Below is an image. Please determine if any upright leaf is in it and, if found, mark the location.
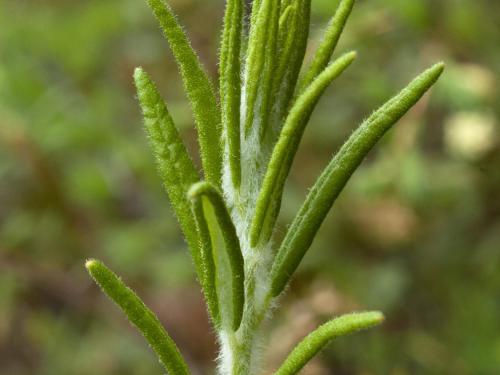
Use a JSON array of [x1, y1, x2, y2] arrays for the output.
[[267, 2, 297, 139], [250, 52, 357, 246], [275, 312, 384, 375], [242, 0, 280, 139], [271, 63, 445, 296], [249, 0, 263, 29], [145, 0, 222, 186], [299, 0, 355, 93], [220, 0, 244, 188], [189, 188, 220, 327], [188, 182, 245, 331], [269, 0, 311, 138], [134, 67, 200, 261], [86, 259, 191, 375]]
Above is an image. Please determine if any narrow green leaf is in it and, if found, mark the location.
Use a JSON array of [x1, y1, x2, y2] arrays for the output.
[[220, 0, 244, 188], [250, 52, 357, 247], [250, 0, 263, 28], [188, 182, 245, 331], [269, 0, 311, 132], [134, 67, 200, 260], [279, 3, 294, 27], [271, 63, 445, 296], [276, 0, 311, 104], [145, 0, 222, 186], [86, 259, 191, 375], [243, 0, 280, 139], [189, 190, 220, 327], [299, 0, 355, 93], [275, 312, 384, 375], [270, 3, 297, 118]]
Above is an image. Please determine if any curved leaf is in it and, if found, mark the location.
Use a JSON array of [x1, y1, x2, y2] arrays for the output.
[[134, 67, 200, 259], [86, 259, 191, 375], [188, 182, 245, 330], [299, 0, 355, 93], [275, 312, 384, 375], [145, 0, 222, 186], [189, 188, 220, 327], [271, 63, 445, 296], [250, 52, 357, 247]]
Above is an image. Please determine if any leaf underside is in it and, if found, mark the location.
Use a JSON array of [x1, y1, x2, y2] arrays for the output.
[[189, 182, 245, 331]]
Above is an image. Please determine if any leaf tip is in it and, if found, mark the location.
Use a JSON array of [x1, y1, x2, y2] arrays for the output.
[[85, 258, 99, 271], [425, 61, 446, 83], [134, 66, 144, 79], [370, 311, 385, 325], [187, 181, 210, 201], [347, 50, 358, 60], [133, 66, 149, 87], [434, 61, 446, 72], [249, 231, 259, 248]]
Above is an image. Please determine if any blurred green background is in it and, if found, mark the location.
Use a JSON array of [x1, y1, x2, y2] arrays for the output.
[[1, 0, 499, 374]]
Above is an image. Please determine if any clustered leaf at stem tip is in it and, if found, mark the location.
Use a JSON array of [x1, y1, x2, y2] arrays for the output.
[[220, 0, 243, 188], [298, 0, 355, 92], [85, 0, 445, 373], [244, 0, 280, 140], [250, 51, 358, 247]]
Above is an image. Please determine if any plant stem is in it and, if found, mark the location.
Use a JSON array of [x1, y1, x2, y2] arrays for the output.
[[218, 247, 274, 375]]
